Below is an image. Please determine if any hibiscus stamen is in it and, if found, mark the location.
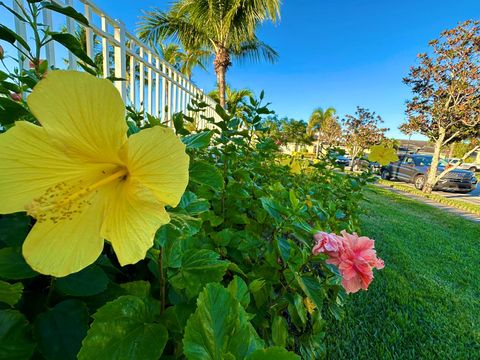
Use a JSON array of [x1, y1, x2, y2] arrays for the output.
[[26, 167, 128, 223]]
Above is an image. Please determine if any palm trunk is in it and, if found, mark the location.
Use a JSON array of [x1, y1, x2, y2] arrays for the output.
[[423, 130, 445, 194], [213, 46, 231, 109], [216, 66, 227, 108], [315, 131, 320, 158]]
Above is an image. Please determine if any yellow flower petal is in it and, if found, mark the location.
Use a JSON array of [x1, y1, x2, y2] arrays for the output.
[[0, 122, 87, 213], [123, 126, 189, 207], [368, 144, 399, 166], [22, 192, 104, 277], [101, 178, 170, 266], [27, 71, 127, 162]]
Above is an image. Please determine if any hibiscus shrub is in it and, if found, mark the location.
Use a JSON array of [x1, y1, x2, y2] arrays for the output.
[[0, 3, 383, 359], [0, 91, 381, 359]]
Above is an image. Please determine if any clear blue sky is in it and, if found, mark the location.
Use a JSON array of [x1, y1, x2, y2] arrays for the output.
[[5, 1, 480, 139]]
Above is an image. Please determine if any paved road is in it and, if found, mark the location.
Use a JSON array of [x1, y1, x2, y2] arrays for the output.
[[439, 184, 480, 205]]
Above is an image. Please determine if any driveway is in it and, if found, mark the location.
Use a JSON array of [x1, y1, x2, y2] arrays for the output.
[[438, 184, 480, 205], [383, 178, 480, 205]]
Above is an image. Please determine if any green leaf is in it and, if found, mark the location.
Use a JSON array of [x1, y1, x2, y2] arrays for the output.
[[227, 276, 250, 309], [78, 296, 167, 360], [295, 274, 325, 311], [0, 98, 30, 125], [0, 247, 37, 280], [211, 228, 236, 247], [173, 112, 190, 135], [126, 119, 140, 136], [246, 347, 300, 360], [260, 197, 284, 222], [49, 32, 96, 68], [289, 189, 299, 208], [55, 265, 108, 296], [162, 303, 195, 335], [119, 281, 151, 298], [189, 160, 224, 190], [0, 24, 30, 51], [0, 71, 8, 82], [0, 280, 23, 307], [43, 2, 89, 26], [34, 300, 89, 360], [271, 316, 288, 347], [169, 249, 228, 299], [0, 213, 30, 247], [183, 283, 263, 360], [182, 131, 214, 149], [0, 310, 35, 360], [179, 192, 210, 215]]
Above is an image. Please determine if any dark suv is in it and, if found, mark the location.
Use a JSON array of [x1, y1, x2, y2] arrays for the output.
[[381, 154, 477, 193]]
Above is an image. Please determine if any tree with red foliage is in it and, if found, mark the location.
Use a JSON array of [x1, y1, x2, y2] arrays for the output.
[[402, 20, 480, 193]]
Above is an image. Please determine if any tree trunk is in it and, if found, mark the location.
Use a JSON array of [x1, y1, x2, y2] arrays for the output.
[[213, 46, 231, 108], [315, 131, 321, 158], [423, 129, 445, 194]]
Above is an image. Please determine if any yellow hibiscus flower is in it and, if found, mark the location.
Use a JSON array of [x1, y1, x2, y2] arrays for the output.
[[0, 71, 189, 277], [368, 144, 399, 166]]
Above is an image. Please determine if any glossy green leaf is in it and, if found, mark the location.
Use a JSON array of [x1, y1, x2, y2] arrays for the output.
[[55, 265, 108, 296], [271, 316, 288, 347], [34, 300, 89, 360], [183, 283, 263, 360], [295, 274, 324, 311], [0, 213, 30, 247], [0, 310, 35, 360], [0, 24, 30, 51], [227, 276, 250, 309], [182, 131, 214, 149], [78, 296, 167, 360], [0, 280, 23, 307], [49, 33, 96, 68], [179, 192, 210, 215], [189, 160, 224, 190], [169, 249, 228, 299], [0, 98, 30, 125], [246, 347, 300, 359], [0, 247, 37, 280], [43, 2, 89, 26], [260, 197, 284, 221]]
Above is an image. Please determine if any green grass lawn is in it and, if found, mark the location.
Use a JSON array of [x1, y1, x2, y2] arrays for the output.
[[326, 187, 480, 360]]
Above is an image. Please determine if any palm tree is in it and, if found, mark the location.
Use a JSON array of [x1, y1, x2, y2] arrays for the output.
[[209, 85, 253, 115], [138, 0, 280, 108], [307, 107, 337, 157], [156, 43, 210, 80]]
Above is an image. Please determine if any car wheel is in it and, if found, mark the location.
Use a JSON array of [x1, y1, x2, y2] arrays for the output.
[[414, 175, 426, 190], [381, 169, 391, 180], [469, 166, 477, 172]]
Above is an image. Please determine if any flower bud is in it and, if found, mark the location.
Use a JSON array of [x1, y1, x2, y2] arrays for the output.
[[10, 93, 22, 102], [29, 59, 45, 69], [0, 45, 4, 60]]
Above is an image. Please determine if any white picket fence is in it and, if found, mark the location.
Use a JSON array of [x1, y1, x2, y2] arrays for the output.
[[10, 0, 219, 128]]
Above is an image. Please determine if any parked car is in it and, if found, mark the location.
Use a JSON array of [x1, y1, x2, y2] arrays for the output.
[[446, 158, 479, 173], [381, 154, 477, 193], [351, 158, 381, 173], [335, 155, 351, 167]]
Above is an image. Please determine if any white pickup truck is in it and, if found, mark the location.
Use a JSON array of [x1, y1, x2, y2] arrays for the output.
[[448, 158, 479, 172]]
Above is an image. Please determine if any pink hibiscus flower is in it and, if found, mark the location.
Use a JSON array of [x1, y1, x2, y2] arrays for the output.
[[313, 230, 384, 294], [312, 231, 343, 255]]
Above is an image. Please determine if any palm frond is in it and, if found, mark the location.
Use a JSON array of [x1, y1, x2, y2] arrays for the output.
[[231, 36, 278, 64]]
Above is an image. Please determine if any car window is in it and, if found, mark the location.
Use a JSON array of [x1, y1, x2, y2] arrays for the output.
[[413, 156, 432, 166], [402, 157, 414, 165]]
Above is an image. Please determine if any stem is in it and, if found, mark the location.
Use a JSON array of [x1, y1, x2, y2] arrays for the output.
[[158, 247, 166, 314], [45, 277, 54, 307]]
